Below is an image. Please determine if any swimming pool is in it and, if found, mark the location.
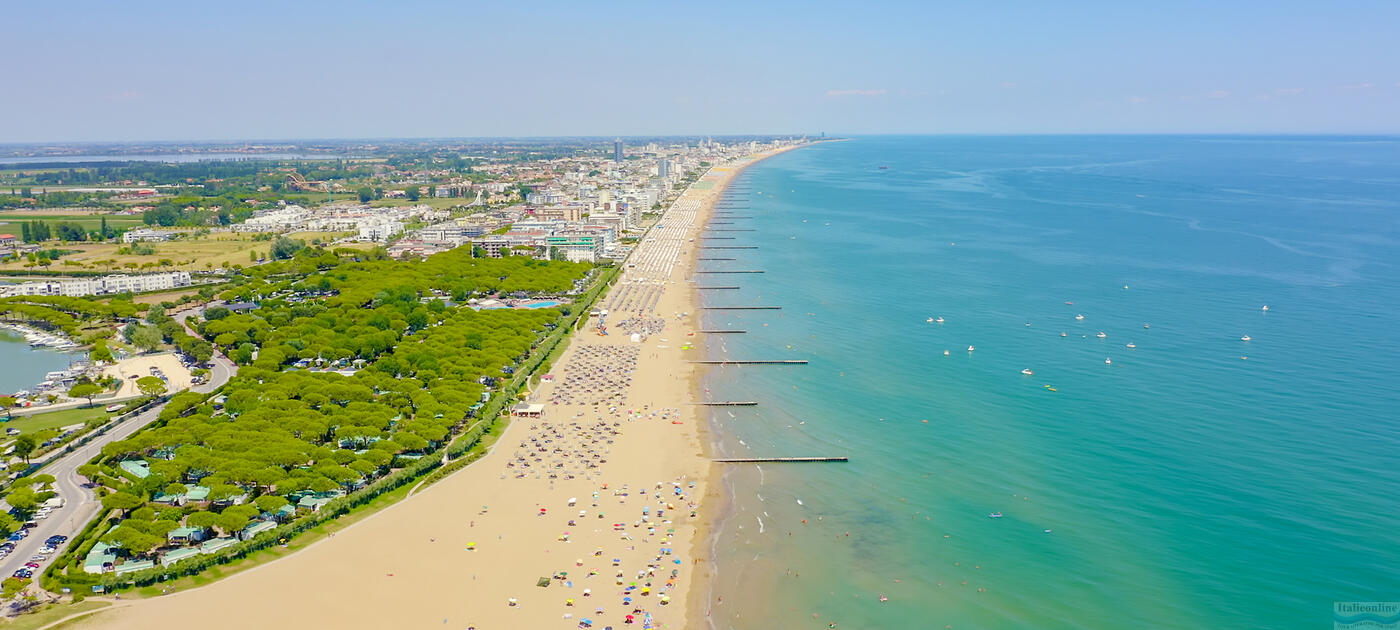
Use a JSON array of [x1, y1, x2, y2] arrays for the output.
[[520, 301, 560, 309]]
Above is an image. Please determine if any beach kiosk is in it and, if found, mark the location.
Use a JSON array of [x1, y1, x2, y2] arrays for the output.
[[511, 403, 545, 419]]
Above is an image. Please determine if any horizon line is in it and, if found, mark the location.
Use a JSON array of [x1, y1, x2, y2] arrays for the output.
[[3, 131, 1400, 147]]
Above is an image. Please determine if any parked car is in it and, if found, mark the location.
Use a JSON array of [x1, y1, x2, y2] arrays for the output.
[[29, 555, 45, 562], [23, 562, 39, 569], [12, 569, 32, 579], [38, 546, 55, 554]]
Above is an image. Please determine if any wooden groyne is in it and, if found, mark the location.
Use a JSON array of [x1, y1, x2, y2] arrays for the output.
[[713, 216, 753, 219], [697, 329, 746, 333], [697, 257, 736, 260], [713, 457, 848, 463], [700, 236, 736, 240], [705, 229, 755, 232], [688, 360, 808, 364], [694, 270, 763, 273], [691, 401, 758, 406], [699, 246, 758, 250], [703, 306, 781, 310]]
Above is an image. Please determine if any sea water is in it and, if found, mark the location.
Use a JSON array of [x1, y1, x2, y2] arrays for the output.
[[700, 136, 1400, 629]]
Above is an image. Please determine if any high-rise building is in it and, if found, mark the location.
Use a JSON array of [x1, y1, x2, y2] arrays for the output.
[[613, 139, 623, 162], [658, 159, 671, 178]]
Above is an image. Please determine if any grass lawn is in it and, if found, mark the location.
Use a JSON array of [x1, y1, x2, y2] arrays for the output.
[[4, 405, 113, 435]]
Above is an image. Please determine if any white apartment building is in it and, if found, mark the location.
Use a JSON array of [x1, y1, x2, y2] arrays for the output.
[[1, 271, 192, 298]]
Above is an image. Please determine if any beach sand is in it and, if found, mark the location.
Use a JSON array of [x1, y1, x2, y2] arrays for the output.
[[103, 353, 192, 399], [69, 147, 798, 630]]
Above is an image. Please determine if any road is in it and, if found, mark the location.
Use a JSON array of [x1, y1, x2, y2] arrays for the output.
[[0, 308, 236, 586]]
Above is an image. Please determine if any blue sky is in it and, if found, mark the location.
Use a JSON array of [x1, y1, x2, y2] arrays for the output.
[[4, 0, 1397, 141]]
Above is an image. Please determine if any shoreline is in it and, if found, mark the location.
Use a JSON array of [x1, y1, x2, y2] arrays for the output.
[[678, 144, 810, 630]]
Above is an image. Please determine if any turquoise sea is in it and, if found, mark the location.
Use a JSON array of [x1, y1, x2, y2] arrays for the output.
[[699, 136, 1400, 629]]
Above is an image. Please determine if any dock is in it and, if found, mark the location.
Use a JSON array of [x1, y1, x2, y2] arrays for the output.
[[690, 401, 758, 406], [712, 457, 848, 463], [688, 360, 808, 364], [702, 306, 781, 310]]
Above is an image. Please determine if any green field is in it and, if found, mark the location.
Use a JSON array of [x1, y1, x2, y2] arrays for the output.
[[0, 213, 145, 232], [3, 405, 113, 437]]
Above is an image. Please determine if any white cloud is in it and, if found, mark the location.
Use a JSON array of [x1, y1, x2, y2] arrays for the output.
[[825, 89, 887, 97], [1127, 96, 1149, 104], [1341, 82, 1375, 90], [1205, 89, 1231, 99], [1273, 87, 1305, 96]]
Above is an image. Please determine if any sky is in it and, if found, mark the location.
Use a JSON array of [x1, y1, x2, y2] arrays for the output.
[[4, 0, 1398, 142]]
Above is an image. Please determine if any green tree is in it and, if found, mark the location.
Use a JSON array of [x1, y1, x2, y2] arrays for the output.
[[129, 325, 163, 352], [91, 339, 114, 363], [100, 491, 144, 516], [68, 382, 104, 407], [0, 396, 15, 420], [357, 186, 373, 203], [136, 376, 167, 398], [270, 236, 305, 260], [12, 435, 36, 463], [405, 186, 420, 202]]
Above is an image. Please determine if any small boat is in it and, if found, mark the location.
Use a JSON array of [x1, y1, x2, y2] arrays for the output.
[[1241, 335, 1252, 342], [943, 350, 950, 356], [878, 165, 889, 170], [1021, 369, 1034, 376], [926, 317, 934, 323], [1060, 331, 1068, 337], [879, 594, 889, 602], [1261, 305, 1269, 312], [1126, 342, 1136, 349], [1065, 301, 1073, 305], [967, 345, 975, 352], [936, 317, 944, 324], [1105, 358, 1112, 365], [988, 512, 1003, 519], [1097, 331, 1107, 338], [1075, 314, 1085, 321], [1043, 385, 1057, 392], [1143, 323, 1151, 329], [105, 403, 124, 412]]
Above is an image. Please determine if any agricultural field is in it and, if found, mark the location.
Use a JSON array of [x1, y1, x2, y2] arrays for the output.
[[0, 212, 145, 232], [0, 230, 353, 272]]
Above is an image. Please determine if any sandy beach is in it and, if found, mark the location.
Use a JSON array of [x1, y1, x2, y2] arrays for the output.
[[67, 147, 799, 630]]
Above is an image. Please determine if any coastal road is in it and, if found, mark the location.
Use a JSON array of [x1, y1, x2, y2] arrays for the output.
[[0, 309, 237, 589]]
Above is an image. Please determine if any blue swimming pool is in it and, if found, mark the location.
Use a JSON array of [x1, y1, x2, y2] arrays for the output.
[[520, 301, 560, 309]]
